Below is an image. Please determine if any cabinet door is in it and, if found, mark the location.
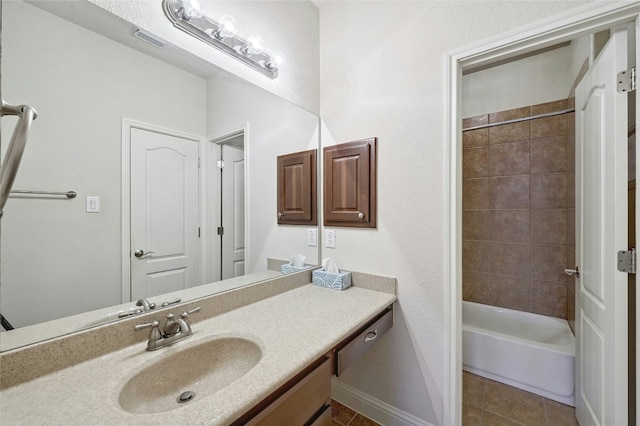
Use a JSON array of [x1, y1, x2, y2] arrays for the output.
[[246, 357, 332, 425], [323, 138, 376, 228], [277, 149, 317, 225]]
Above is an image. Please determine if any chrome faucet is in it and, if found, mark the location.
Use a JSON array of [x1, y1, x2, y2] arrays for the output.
[[136, 298, 156, 311], [134, 307, 201, 351]]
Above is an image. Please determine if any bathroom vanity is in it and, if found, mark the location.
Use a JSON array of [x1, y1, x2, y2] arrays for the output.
[[0, 270, 396, 425]]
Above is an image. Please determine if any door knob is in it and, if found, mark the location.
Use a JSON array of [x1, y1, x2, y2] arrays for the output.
[[134, 249, 154, 258]]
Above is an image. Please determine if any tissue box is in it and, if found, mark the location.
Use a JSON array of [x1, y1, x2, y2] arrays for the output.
[[312, 269, 352, 290], [280, 264, 309, 275]]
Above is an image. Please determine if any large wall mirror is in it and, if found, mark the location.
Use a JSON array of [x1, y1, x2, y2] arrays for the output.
[[0, 0, 320, 350]]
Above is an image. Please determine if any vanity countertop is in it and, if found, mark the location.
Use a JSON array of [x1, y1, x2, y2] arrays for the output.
[[0, 283, 396, 425]]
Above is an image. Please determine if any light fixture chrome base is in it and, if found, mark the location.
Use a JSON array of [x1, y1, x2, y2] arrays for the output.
[[163, 0, 278, 79]]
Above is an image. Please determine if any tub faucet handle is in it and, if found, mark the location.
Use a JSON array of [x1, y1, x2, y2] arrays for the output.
[[564, 267, 580, 278]]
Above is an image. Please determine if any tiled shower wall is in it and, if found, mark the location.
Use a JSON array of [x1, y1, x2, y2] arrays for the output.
[[462, 99, 571, 319]]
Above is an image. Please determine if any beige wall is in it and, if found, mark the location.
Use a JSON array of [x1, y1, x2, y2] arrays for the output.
[[318, 2, 590, 424]]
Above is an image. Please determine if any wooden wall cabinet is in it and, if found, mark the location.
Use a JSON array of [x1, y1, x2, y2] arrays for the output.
[[323, 138, 376, 228], [277, 149, 317, 225]]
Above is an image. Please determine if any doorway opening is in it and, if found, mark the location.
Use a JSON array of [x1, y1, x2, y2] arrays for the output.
[[211, 131, 246, 281], [445, 4, 640, 425]]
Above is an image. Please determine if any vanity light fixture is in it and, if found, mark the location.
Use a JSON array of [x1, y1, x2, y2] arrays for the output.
[[162, 0, 282, 79]]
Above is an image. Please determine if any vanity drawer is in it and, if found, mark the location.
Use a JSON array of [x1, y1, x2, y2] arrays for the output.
[[246, 356, 332, 425], [335, 306, 393, 376]]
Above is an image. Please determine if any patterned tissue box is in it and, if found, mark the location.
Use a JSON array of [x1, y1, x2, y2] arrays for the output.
[[280, 264, 309, 275], [312, 269, 352, 290]]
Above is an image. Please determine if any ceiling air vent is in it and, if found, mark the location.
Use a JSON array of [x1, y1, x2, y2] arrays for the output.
[[131, 28, 166, 49]]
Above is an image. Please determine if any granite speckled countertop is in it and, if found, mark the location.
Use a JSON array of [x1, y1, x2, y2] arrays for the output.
[[0, 283, 396, 425]]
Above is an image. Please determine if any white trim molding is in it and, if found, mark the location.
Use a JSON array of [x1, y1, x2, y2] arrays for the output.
[[331, 380, 436, 426], [443, 2, 640, 425]]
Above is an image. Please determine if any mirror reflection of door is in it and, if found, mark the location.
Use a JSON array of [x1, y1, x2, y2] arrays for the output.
[[217, 134, 246, 280], [130, 126, 200, 300]]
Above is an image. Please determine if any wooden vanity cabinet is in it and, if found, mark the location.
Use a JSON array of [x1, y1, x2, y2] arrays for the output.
[[239, 355, 333, 426], [238, 305, 393, 426]]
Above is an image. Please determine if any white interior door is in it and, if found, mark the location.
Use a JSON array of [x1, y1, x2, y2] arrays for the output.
[[575, 26, 629, 426], [220, 143, 245, 280], [130, 127, 200, 300]]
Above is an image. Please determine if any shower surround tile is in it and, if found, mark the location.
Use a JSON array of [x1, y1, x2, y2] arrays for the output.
[[462, 98, 572, 320], [531, 244, 567, 283], [490, 274, 530, 311], [489, 141, 530, 176], [463, 146, 489, 178], [463, 271, 491, 305], [463, 210, 492, 241], [463, 114, 489, 148], [489, 106, 531, 144], [531, 280, 567, 318], [491, 210, 530, 243], [490, 243, 530, 278], [463, 178, 490, 209], [531, 135, 567, 173], [463, 241, 492, 273], [531, 209, 566, 245], [490, 175, 530, 209], [532, 99, 568, 115], [489, 121, 530, 145], [531, 114, 568, 139], [531, 173, 566, 208]]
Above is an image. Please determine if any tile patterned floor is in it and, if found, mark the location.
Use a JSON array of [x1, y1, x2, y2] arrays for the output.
[[463, 371, 579, 426], [331, 399, 381, 426]]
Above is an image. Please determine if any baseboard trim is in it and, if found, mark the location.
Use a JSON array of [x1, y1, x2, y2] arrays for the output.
[[331, 380, 435, 426]]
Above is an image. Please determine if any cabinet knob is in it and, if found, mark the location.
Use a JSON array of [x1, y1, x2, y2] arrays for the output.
[[358, 212, 364, 219]]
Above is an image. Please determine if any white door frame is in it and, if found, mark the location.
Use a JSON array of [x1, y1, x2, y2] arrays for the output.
[[204, 124, 250, 282], [444, 2, 640, 425], [121, 118, 204, 303]]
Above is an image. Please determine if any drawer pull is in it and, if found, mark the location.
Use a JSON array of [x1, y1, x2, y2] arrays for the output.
[[364, 330, 378, 343]]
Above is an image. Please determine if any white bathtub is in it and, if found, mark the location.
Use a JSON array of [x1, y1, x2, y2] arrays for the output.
[[462, 301, 575, 406]]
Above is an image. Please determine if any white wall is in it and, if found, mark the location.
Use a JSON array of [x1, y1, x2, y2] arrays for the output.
[[1, 0, 207, 327], [87, 0, 320, 115], [462, 46, 572, 118], [206, 72, 319, 272], [318, 1, 589, 424]]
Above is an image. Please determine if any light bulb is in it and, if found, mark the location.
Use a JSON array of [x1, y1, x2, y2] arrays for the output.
[[266, 52, 285, 70], [214, 15, 237, 40], [180, 0, 205, 19], [243, 35, 264, 56]]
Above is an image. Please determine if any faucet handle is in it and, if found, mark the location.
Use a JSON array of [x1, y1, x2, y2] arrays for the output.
[[181, 306, 201, 320], [134, 320, 163, 350], [134, 320, 160, 332], [118, 308, 143, 319], [160, 298, 181, 307]]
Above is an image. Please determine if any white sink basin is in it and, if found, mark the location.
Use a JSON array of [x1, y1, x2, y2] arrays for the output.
[[118, 335, 263, 414]]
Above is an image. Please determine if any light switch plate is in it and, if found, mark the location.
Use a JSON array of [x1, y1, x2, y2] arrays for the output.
[[325, 229, 336, 248], [86, 196, 100, 213], [307, 228, 317, 246]]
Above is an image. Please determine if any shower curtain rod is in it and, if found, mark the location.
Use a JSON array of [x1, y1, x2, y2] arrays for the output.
[[462, 108, 575, 132]]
